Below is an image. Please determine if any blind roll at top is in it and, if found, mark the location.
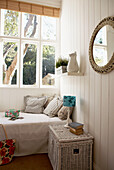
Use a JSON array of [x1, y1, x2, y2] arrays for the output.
[[0, 0, 60, 17]]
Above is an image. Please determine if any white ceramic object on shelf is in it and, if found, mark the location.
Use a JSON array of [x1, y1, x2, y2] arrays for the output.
[[56, 66, 67, 75], [67, 51, 79, 73]]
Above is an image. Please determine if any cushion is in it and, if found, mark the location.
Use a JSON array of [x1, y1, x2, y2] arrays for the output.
[[42, 94, 58, 108], [24, 95, 42, 106], [43, 96, 55, 108], [24, 96, 47, 114], [58, 106, 74, 120], [43, 97, 63, 117]]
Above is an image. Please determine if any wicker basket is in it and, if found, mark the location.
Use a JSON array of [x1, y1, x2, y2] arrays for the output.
[[48, 125, 93, 170]]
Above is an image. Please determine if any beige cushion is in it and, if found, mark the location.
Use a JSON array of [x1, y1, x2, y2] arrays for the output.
[[24, 96, 47, 114], [24, 95, 42, 106], [43, 96, 55, 108], [42, 94, 58, 108], [43, 97, 63, 117], [58, 106, 74, 120]]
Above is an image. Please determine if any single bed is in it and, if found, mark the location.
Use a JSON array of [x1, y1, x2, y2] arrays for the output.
[[0, 112, 67, 156]]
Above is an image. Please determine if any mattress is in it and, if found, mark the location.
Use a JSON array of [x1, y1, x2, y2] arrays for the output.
[[0, 112, 66, 156]]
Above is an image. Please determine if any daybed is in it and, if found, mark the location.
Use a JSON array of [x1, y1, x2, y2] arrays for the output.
[[0, 112, 67, 156]]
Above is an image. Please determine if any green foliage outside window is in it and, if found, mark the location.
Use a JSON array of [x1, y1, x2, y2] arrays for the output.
[[42, 45, 55, 79], [23, 44, 36, 85], [4, 10, 19, 36]]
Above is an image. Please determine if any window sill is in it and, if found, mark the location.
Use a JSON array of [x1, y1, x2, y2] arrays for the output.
[[0, 85, 57, 89]]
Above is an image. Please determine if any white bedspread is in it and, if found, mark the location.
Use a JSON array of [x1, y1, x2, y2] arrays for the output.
[[0, 112, 66, 156]]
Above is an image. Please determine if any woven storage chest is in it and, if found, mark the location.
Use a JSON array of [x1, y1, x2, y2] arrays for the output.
[[48, 125, 93, 170]]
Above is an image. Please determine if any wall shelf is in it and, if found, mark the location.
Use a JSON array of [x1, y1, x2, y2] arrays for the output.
[[62, 72, 84, 76], [56, 72, 84, 77]]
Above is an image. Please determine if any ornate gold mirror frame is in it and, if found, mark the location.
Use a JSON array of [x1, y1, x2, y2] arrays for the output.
[[89, 16, 114, 73]]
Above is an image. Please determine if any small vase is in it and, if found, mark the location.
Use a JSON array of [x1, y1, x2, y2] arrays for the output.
[[67, 52, 79, 73], [56, 66, 67, 75]]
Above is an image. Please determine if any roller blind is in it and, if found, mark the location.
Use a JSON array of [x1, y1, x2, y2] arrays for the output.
[[0, 0, 60, 17]]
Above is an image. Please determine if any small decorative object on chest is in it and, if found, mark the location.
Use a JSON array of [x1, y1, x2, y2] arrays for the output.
[[48, 125, 94, 170]]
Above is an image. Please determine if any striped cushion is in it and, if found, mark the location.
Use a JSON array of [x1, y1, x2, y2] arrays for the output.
[[43, 97, 63, 117]]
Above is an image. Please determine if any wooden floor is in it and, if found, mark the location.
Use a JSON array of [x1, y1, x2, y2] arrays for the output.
[[0, 154, 53, 170]]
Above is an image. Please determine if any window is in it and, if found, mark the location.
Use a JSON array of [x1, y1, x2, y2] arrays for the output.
[[42, 44, 55, 86], [0, 9, 59, 87]]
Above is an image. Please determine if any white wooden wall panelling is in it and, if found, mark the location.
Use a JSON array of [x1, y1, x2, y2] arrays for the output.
[[0, 88, 59, 111], [94, 0, 102, 169], [70, 0, 73, 51], [73, 0, 77, 52], [76, 0, 81, 122], [60, 0, 114, 169], [68, 0, 71, 53], [108, 72, 114, 170], [80, 0, 85, 124], [76, 77, 80, 122], [88, 0, 95, 136], [84, 0, 89, 133], [72, 77, 78, 121], [100, 0, 109, 169], [1, 89, 10, 111], [108, 1, 114, 169]]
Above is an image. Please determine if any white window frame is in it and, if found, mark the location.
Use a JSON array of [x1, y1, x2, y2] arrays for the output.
[[40, 42, 56, 88], [0, 38, 20, 88], [1, 9, 21, 38], [20, 40, 39, 88], [0, 9, 60, 88], [21, 12, 40, 40]]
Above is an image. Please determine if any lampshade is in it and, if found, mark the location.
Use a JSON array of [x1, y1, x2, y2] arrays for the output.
[[63, 96, 76, 107]]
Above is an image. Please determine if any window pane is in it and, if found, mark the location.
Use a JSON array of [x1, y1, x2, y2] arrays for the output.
[[2, 9, 19, 36], [22, 13, 39, 38], [93, 46, 107, 66], [23, 43, 37, 85], [42, 45, 55, 86], [3, 41, 18, 85], [42, 16, 56, 40]]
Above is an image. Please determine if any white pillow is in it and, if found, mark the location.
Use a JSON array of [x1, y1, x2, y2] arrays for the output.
[[24, 96, 47, 114], [43, 97, 63, 117]]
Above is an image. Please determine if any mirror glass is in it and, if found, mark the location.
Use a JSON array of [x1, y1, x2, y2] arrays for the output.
[[93, 25, 114, 67]]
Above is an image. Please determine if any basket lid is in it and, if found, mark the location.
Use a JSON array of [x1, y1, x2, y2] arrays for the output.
[[49, 125, 93, 143]]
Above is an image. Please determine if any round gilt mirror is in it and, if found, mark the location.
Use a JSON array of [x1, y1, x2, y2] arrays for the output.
[[89, 16, 114, 73]]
